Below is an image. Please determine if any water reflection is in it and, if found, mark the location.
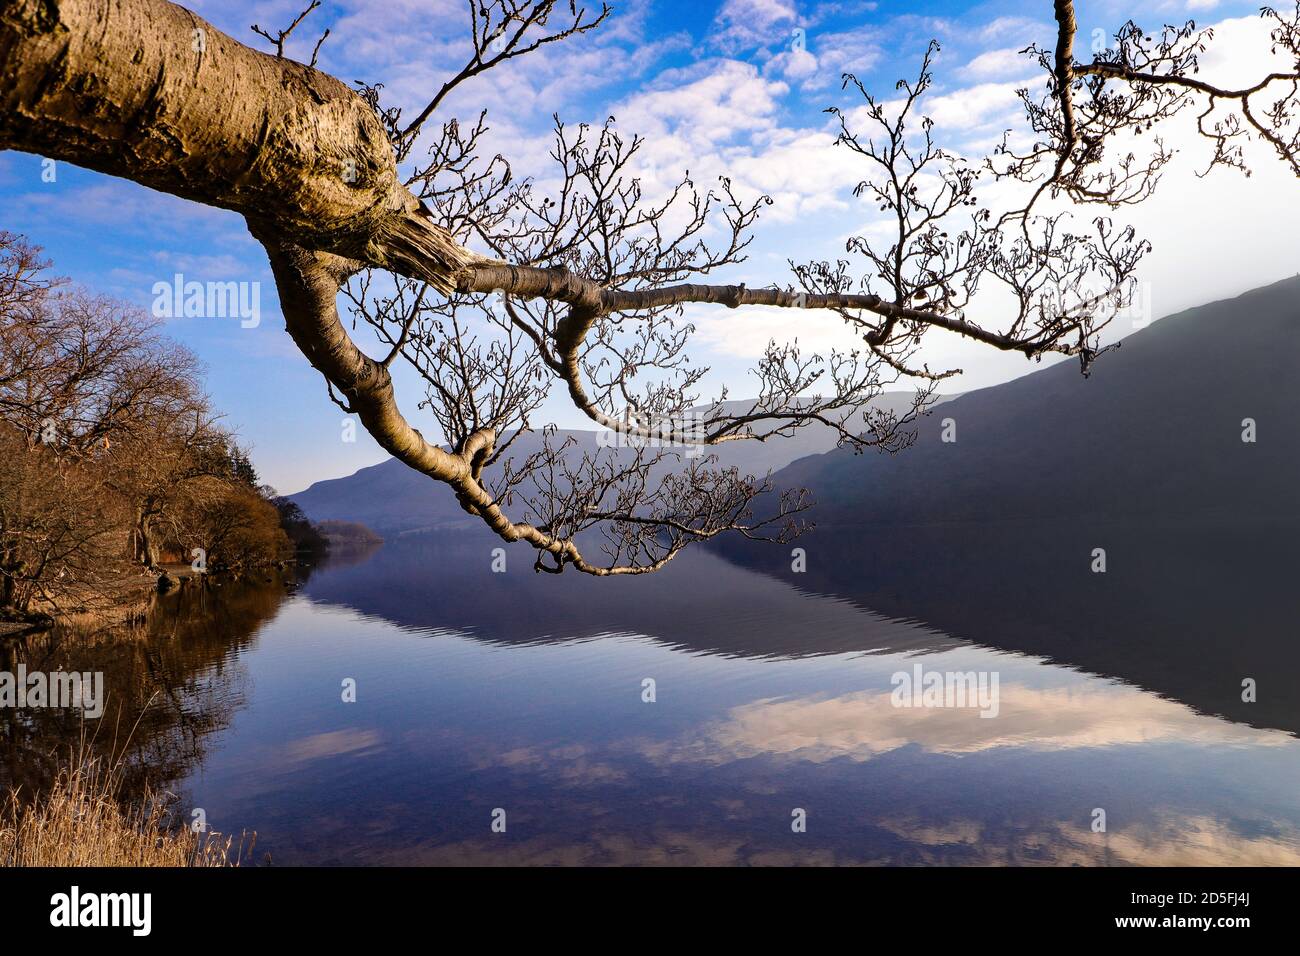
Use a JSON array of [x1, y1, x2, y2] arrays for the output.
[[3, 520, 1299, 866], [0, 573, 296, 804], [302, 529, 961, 658], [664, 677, 1293, 764], [718, 517, 1300, 735]]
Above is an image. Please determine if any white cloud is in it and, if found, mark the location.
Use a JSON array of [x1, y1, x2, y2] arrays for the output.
[[614, 60, 790, 149], [959, 46, 1038, 81], [711, 0, 800, 52], [778, 46, 820, 80], [693, 302, 862, 359], [653, 681, 1292, 765], [663, 8, 1300, 395], [976, 16, 1050, 46], [780, 24, 883, 88], [17, 0, 1300, 439], [919, 79, 1027, 132]]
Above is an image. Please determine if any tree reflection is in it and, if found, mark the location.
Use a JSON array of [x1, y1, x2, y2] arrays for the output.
[[0, 571, 303, 805]]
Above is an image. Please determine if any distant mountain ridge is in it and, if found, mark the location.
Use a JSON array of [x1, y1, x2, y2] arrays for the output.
[[294, 275, 1300, 535], [292, 276, 1300, 738], [290, 394, 944, 534], [704, 276, 1300, 736], [763, 274, 1300, 527]]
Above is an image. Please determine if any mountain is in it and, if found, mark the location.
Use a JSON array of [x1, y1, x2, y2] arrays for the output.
[[290, 277, 1300, 732], [765, 275, 1300, 527], [704, 276, 1300, 734], [295, 275, 1300, 536], [290, 394, 948, 534]]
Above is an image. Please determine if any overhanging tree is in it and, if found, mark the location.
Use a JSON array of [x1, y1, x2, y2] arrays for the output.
[[2, 0, 1297, 573]]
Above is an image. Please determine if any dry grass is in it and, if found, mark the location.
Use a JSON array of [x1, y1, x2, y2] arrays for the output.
[[0, 743, 251, 867]]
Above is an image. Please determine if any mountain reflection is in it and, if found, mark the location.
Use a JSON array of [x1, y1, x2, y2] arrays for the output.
[[718, 517, 1300, 736], [301, 529, 963, 658], [5, 519, 1299, 866], [305, 520, 1300, 738], [244, 524, 1300, 866]]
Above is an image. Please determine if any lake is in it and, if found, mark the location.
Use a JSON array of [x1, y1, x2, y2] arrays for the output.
[[5, 519, 1300, 865]]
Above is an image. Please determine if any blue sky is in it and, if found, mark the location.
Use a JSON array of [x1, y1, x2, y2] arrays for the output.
[[2, 0, 1294, 492]]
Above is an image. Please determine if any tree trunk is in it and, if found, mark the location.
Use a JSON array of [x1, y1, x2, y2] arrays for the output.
[[0, 0, 476, 287], [131, 511, 158, 570]]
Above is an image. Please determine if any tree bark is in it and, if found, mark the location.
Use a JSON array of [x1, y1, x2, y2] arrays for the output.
[[0, 0, 476, 288], [131, 510, 158, 569]]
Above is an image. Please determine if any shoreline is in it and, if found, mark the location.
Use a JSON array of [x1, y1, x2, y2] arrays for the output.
[[1, 559, 303, 640]]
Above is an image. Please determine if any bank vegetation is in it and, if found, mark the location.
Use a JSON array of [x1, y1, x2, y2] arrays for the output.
[[0, 231, 318, 621]]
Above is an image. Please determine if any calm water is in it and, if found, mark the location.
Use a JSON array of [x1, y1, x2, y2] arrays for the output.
[[5, 520, 1300, 865]]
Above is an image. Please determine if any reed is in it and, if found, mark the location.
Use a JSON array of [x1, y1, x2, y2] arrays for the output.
[[0, 741, 251, 867]]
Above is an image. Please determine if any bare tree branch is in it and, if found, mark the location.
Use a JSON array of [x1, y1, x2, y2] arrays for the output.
[[251, 0, 329, 67]]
